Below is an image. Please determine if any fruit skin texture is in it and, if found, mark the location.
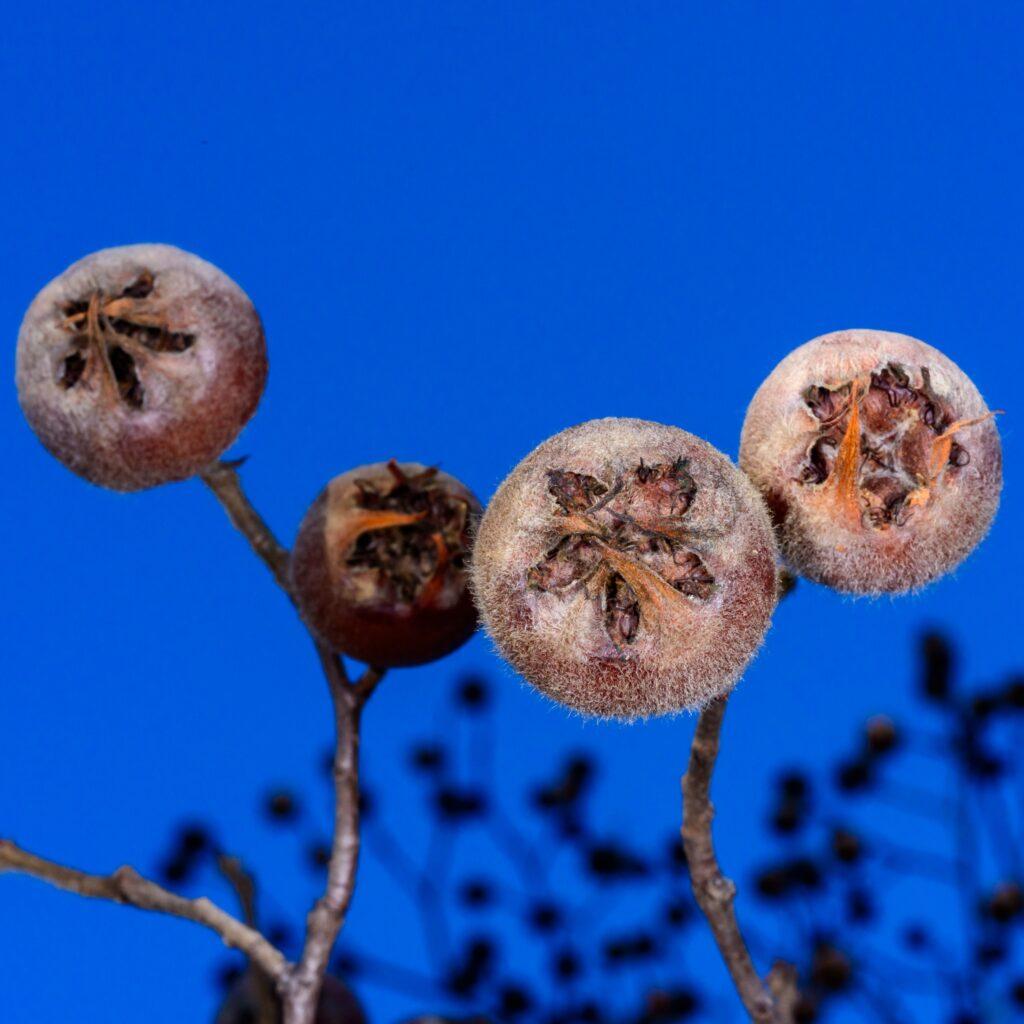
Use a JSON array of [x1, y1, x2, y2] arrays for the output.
[[472, 418, 778, 719], [215, 970, 366, 1024], [739, 329, 1002, 595], [291, 462, 481, 667], [16, 243, 266, 491]]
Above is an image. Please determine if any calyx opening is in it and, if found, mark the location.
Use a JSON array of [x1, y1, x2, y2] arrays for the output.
[[341, 461, 472, 607], [798, 362, 989, 530], [58, 271, 196, 411], [527, 460, 715, 649]]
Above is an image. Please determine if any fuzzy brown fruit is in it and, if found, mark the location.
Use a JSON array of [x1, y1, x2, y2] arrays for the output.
[[216, 969, 366, 1024], [16, 244, 267, 491], [472, 418, 778, 719], [291, 461, 481, 667], [739, 329, 1002, 595]]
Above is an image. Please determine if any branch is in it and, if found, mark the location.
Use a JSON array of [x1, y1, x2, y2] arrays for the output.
[[200, 460, 292, 591], [286, 665, 383, 1021], [681, 696, 791, 1023], [200, 460, 350, 687], [0, 839, 288, 986]]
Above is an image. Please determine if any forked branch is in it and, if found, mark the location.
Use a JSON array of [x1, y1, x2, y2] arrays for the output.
[[1, 462, 383, 1024], [200, 461, 385, 1023]]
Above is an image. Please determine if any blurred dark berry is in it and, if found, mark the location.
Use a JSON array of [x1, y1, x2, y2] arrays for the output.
[[264, 789, 299, 823], [788, 857, 823, 890], [177, 823, 211, 855], [456, 676, 490, 711], [793, 995, 819, 1023], [845, 888, 873, 924], [604, 932, 656, 964], [498, 984, 534, 1015], [667, 836, 688, 873], [307, 842, 332, 872], [215, 961, 244, 992], [358, 788, 375, 820], [864, 715, 899, 755], [410, 743, 447, 774], [975, 939, 1006, 966], [1012, 979, 1024, 1007], [831, 828, 862, 864], [161, 855, 191, 885], [642, 987, 700, 1021], [771, 800, 803, 835], [970, 692, 1001, 719], [984, 882, 1023, 923], [435, 787, 487, 821], [777, 771, 809, 800], [835, 758, 873, 792], [920, 632, 954, 701], [459, 879, 494, 908], [552, 949, 581, 981], [587, 843, 648, 880], [663, 899, 691, 928], [1004, 677, 1024, 710], [810, 943, 852, 992], [528, 901, 563, 933], [902, 924, 930, 951], [755, 866, 791, 900]]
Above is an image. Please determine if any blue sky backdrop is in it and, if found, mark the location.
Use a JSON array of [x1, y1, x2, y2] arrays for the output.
[[1, 3, 1021, 1021]]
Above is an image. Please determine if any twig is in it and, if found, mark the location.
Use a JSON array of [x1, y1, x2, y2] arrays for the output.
[[218, 852, 259, 928], [4, 460, 383, 1024], [0, 839, 288, 985], [681, 696, 790, 1022], [285, 664, 381, 1020], [199, 460, 291, 590]]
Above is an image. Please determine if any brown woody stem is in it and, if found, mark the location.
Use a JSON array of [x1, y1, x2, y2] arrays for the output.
[[199, 461, 384, 1024], [0, 839, 288, 985], [682, 696, 795, 1022], [0, 460, 384, 1024]]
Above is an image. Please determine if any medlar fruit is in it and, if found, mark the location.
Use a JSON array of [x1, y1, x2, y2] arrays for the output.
[[16, 243, 266, 490], [471, 418, 778, 719], [739, 329, 1002, 595], [215, 969, 366, 1024], [291, 461, 480, 667]]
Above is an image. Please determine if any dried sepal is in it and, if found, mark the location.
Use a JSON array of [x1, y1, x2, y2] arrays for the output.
[[472, 418, 778, 719], [739, 329, 1002, 594]]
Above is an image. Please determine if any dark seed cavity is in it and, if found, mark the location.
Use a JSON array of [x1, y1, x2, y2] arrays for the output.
[[58, 269, 194, 410], [798, 362, 969, 530], [59, 351, 86, 389], [530, 459, 715, 649], [344, 465, 471, 606], [604, 573, 640, 646], [108, 346, 144, 409]]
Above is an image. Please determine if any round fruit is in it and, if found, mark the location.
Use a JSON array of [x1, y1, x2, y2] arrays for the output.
[[739, 329, 1001, 594], [16, 243, 266, 490], [472, 418, 778, 719], [291, 461, 480, 667]]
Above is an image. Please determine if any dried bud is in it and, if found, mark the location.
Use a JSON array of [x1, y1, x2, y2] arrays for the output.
[[291, 461, 480, 667], [16, 244, 266, 490], [740, 329, 1002, 594], [472, 418, 778, 719]]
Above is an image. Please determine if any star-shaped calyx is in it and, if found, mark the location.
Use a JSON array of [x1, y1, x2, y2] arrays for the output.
[[526, 459, 716, 648], [59, 271, 194, 410], [799, 362, 998, 531]]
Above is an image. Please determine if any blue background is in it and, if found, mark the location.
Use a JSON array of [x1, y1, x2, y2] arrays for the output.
[[1, 3, 1021, 1021]]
